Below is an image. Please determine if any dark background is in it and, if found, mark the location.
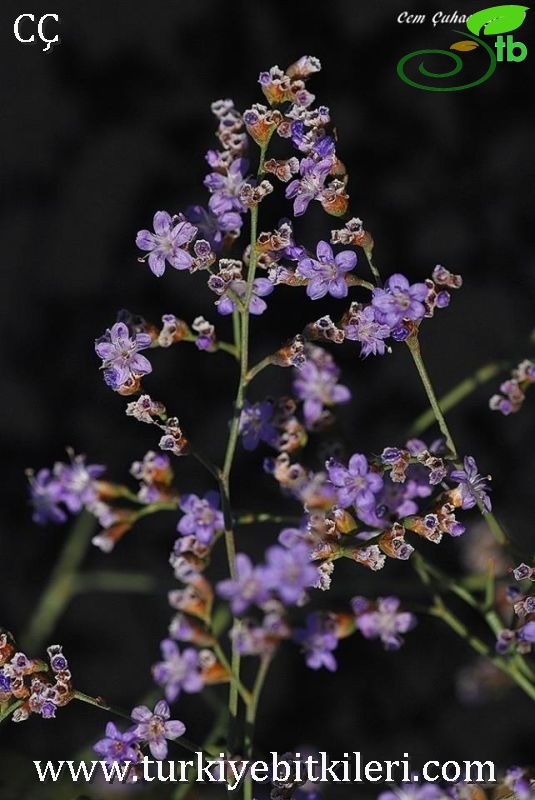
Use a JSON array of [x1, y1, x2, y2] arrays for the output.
[[1, 1, 535, 798]]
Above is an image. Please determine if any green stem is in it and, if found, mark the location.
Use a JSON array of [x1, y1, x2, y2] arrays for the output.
[[236, 512, 302, 526], [243, 656, 271, 800], [406, 331, 508, 546], [409, 361, 508, 437], [20, 512, 96, 653], [218, 142, 268, 760], [406, 332, 458, 457], [74, 571, 157, 594], [413, 555, 535, 701], [212, 641, 252, 705]]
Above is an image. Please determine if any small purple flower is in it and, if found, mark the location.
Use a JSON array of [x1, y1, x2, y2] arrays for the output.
[[327, 454, 384, 510], [264, 543, 318, 605], [239, 400, 277, 451], [216, 553, 270, 615], [152, 640, 204, 703], [352, 596, 416, 650], [177, 491, 224, 545], [286, 156, 332, 216], [95, 322, 152, 392], [293, 345, 351, 428], [517, 621, 535, 644], [131, 700, 185, 760], [28, 469, 67, 525], [294, 613, 338, 671], [53, 454, 105, 514], [184, 204, 243, 251], [204, 158, 249, 215], [93, 721, 140, 766], [372, 273, 428, 327], [297, 241, 356, 300], [344, 305, 391, 357], [450, 456, 492, 512], [215, 277, 274, 316], [379, 778, 448, 800], [136, 211, 197, 277]]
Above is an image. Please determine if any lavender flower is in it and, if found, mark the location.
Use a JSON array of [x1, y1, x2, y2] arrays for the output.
[[372, 274, 428, 327], [294, 613, 338, 671], [352, 596, 416, 650], [177, 491, 224, 545], [285, 156, 333, 216], [136, 211, 197, 276], [264, 543, 318, 605], [52, 454, 105, 514], [152, 640, 204, 703], [204, 158, 249, 215], [378, 778, 448, 800], [29, 454, 105, 525], [297, 241, 356, 300], [239, 400, 277, 450], [215, 277, 274, 315], [131, 700, 185, 759], [344, 305, 391, 357], [449, 456, 492, 512], [216, 553, 270, 615], [93, 721, 140, 766], [293, 345, 351, 428], [184, 204, 242, 251], [28, 469, 67, 525], [327, 454, 383, 510], [95, 322, 152, 392]]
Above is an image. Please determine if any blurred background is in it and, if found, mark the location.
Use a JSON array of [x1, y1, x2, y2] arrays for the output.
[[1, 1, 534, 797]]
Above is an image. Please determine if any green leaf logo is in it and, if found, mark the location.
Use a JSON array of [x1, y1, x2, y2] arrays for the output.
[[467, 4, 529, 36]]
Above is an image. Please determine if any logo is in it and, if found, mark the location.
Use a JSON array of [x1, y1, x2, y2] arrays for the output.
[[397, 4, 528, 90], [14, 14, 61, 52]]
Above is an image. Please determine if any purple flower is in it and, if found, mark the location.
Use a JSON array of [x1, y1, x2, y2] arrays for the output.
[[286, 156, 332, 216], [450, 456, 492, 512], [204, 158, 249, 215], [372, 273, 428, 327], [293, 345, 351, 428], [327, 454, 384, 510], [95, 322, 152, 392], [379, 778, 448, 800], [136, 211, 197, 277], [344, 305, 392, 357], [28, 454, 105, 525], [264, 543, 317, 605], [297, 241, 356, 300], [93, 721, 140, 766], [294, 613, 338, 671], [131, 700, 185, 760], [152, 640, 204, 703], [28, 469, 67, 525], [239, 400, 277, 451], [52, 454, 105, 514], [177, 491, 224, 545], [216, 553, 270, 615], [184, 204, 243, 251], [352, 596, 416, 650], [215, 277, 274, 316]]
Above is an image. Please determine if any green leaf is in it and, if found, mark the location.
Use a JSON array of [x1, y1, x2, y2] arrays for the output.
[[466, 4, 529, 36]]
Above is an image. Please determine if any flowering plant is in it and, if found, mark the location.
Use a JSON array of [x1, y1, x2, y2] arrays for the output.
[[3, 56, 535, 799]]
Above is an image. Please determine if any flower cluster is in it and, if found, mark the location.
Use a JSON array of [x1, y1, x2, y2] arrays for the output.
[[93, 700, 185, 767], [0, 633, 73, 721], [13, 54, 531, 799], [490, 358, 535, 415], [28, 451, 105, 525], [496, 564, 535, 655]]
